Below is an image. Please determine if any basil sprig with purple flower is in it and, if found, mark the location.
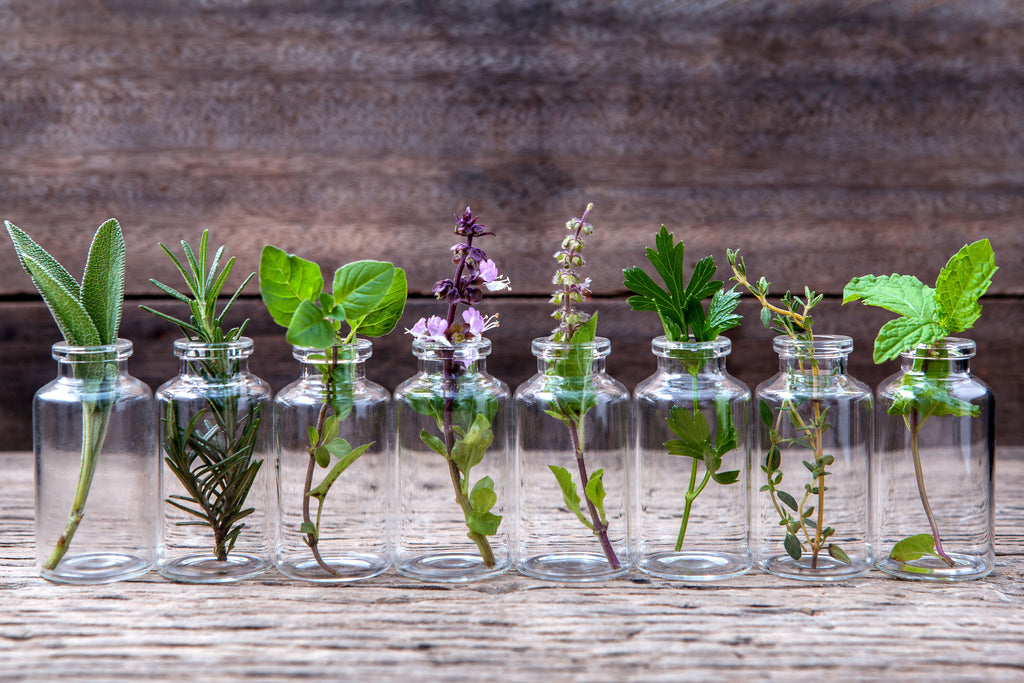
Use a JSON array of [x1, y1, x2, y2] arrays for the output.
[[405, 207, 510, 567], [843, 239, 997, 567], [623, 227, 742, 551], [540, 204, 620, 569], [260, 248, 406, 575]]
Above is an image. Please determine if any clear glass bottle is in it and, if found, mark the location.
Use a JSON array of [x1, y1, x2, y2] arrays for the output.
[[156, 338, 273, 583], [274, 340, 391, 582], [514, 336, 632, 581], [873, 338, 994, 581], [34, 339, 158, 584], [393, 338, 512, 582], [753, 335, 873, 581], [633, 336, 751, 581]]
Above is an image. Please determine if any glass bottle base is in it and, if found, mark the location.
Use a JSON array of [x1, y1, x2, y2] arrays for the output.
[[276, 552, 389, 583], [396, 552, 508, 583], [517, 552, 630, 582], [158, 553, 270, 583], [41, 552, 153, 584], [638, 550, 751, 581], [876, 553, 993, 581], [760, 553, 872, 581]]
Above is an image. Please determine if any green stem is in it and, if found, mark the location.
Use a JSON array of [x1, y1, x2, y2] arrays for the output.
[[43, 399, 113, 570], [675, 375, 704, 552], [908, 410, 955, 567]]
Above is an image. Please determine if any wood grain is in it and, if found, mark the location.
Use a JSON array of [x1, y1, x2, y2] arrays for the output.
[[1, 449, 1023, 681]]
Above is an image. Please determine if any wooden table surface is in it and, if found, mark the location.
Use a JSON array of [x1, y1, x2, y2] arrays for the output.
[[2, 450, 1023, 682]]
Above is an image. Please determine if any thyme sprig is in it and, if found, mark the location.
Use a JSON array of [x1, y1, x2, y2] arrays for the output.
[[728, 249, 849, 568], [142, 230, 264, 562]]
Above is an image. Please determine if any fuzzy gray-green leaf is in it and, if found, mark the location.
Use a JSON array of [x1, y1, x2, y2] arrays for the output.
[[80, 219, 125, 345]]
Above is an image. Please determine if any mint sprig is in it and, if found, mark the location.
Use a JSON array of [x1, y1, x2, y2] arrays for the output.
[[843, 239, 997, 362]]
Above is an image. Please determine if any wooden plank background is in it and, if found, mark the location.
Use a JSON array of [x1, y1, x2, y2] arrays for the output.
[[1, 1, 1022, 449]]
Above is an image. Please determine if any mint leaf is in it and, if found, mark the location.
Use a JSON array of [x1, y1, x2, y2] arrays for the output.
[[890, 533, 940, 562], [466, 510, 502, 536], [331, 260, 395, 320], [79, 219, 125, 345], [357, 267, 407, 337], [469, 476, 497, 513], [548, 465, 592, 530], [873, 316, 946, 363], [842, 274, 935, 319], [935, 239, 997, 333], [259, 246, 324, 327], [450, 412, 493, 475]]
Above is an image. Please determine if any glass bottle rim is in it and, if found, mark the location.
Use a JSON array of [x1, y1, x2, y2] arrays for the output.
[[52, 338, 133, 362], [531, 335, 611, 360], [412, 336, 491, 361], [174, 336, 254, 360], [651, 335, 731, 358], [773, 334, 853, 359], [292, 337, 373, 364], [900, 337, 976, 360]]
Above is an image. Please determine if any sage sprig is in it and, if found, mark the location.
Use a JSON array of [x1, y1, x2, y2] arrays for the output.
[[624, 227, 742, 550], [260, 247, 406, 575], [142, 230, 264, 562], [728, 249, 850, 568], [5, 218, 126, 569], [843, 239, 997, 567]]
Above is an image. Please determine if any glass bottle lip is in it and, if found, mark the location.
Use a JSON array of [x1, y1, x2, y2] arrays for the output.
[[292, 338, 372, 364], [52, 338, 133, 362], [531, 335, 611, 360], [651, 335, 731, 358], [174, 336, 254, 360], [773, 334, 853, 359], [412, 336, 491, 361], [900, 337, 976, 360]]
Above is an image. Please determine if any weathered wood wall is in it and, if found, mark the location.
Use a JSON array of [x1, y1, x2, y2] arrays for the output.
[[1, 1, 1022, 448]]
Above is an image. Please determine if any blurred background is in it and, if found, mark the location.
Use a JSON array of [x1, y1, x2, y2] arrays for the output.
[[1, 0, 1021, 449]]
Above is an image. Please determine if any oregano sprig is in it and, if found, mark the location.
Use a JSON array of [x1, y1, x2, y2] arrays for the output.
[[5, 218, 126, 570], [843, 239, 998, 568], [625, 227, 742, 550], [260, 248, 407, 575]]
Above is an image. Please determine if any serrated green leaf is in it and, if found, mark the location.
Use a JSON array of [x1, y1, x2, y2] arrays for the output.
[[332, 260, 394, 320], [5, 221, 101, 346], [419, 430, 448, 457], [286, 299, 337, 349], [777, 490, 799, 511], [827, 543, 852, 564], [450, 412, 493, 475], [357, 267, 407, 337], [79, 218, 125, 345], [889, 533, 940, 562], [842, 274, 935, 319], [934, 239, 997, 333], [784, 532, 802, 560], [584, 468, 608, 525], [259, 245, 324, 328], [666, 404, 710, 443], [873, 316, 947, 363], [308, 441, 372, 499]]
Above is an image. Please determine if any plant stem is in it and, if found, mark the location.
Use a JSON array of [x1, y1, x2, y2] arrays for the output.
[[675, 374, 702, 552], [811, 398, 825, 569], [302, 350, 340, 577], [43, 399, 112, 570], [909, 409, 955, 567], [567, 414, 619, 569]]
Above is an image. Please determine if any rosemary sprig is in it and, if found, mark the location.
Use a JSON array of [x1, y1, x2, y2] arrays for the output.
[[143, 230, 264, 562]]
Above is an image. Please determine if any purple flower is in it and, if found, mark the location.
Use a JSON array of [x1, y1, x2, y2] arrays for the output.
[[463, 307, 499, 337], [406, 315, 452, 346], [479, 259, 511, 292]]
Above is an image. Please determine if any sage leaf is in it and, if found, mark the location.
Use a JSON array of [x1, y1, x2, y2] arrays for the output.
[[331, 260, 395, 320], [79, 218, 125, 345], [259, 246, 324, 327]]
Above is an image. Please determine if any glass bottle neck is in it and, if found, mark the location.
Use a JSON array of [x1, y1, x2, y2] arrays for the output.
[[532, 335, 611, 377], [652, 336, 730, 377], [774, 335, 852, 378], [296, 343, 369, 381], [413, 338, 491, 376], [900, 338, 975, 375], [174, 338, 254, 381], [53, 339, 132, 380]]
